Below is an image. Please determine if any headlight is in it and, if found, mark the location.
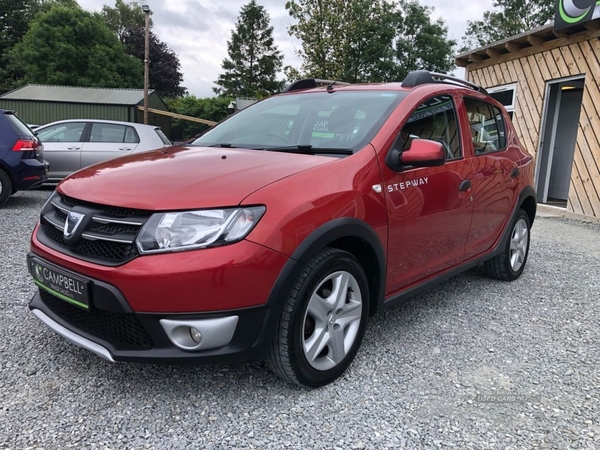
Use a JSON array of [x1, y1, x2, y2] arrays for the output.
[[136, 206, 266, 254]]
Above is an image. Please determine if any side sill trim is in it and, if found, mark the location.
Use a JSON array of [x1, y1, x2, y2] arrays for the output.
[[31, 308, 116, 363]]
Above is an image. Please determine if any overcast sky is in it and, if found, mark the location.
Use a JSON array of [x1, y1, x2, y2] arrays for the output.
[[77, 0, 496, 97]]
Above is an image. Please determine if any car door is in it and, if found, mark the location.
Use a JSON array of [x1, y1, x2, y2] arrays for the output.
[[80, 122, 140, 169], [35, 122, 87, 181], [462, 97, 518, 259], [382, 94, 475, 293]]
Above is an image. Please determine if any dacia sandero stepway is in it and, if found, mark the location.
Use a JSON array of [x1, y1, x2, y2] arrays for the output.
[[28, 71, 536, 387]]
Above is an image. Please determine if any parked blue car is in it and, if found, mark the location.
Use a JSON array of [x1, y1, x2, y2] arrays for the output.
[[0, 109, 48, 206]]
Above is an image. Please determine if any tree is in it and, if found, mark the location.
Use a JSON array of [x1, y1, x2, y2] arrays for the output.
[[395, 0, 456, 80], [0, 0, 38, 92], [101, 0, 185, 98], [214, 0, 284, 98], [101, 0, 148, 41], [11, 5, 142, 88], [286, 0, 455, 83], [462, 0, 554, 50], [121, 28, 186, 98], [287, 0, 400, 82]]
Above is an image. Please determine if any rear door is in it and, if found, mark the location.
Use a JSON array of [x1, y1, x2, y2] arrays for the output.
[[383, 94, 475, 293], [36, 122, 87, 180], [462, 97, 518, 258], [80, 122, 140, 169]]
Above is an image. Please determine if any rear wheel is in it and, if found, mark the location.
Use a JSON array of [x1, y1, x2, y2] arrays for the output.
[[484, 209, 530, 281], [0, 170, 12, 206], [268, 248, 369, 387]]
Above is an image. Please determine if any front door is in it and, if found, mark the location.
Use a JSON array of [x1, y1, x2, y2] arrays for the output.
[[383, 94, 474, 294]]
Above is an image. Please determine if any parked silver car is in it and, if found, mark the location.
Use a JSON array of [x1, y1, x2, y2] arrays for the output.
[[35, 119, 171, 181]]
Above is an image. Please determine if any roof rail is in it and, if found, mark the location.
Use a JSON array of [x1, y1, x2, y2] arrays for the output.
[[402, 70, 488, 95], [283, 79, 351, 93]]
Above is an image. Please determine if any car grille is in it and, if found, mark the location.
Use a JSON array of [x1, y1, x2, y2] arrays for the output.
[[40, 289, 154, 350], [38, 193, 151, 266]]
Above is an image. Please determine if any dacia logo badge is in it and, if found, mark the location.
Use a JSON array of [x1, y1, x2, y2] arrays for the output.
[[64, 211, 86, 239]]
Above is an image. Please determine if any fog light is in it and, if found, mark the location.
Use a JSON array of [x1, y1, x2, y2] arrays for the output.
[[189, 327, 202, 343]]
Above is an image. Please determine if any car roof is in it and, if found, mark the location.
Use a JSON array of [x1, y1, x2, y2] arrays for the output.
[[36, 119, 160, 130], [282, 70, 488, 96]]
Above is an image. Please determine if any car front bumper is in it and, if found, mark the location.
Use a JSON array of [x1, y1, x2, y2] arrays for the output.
[[26, 239, 289, 364], [29, 287, 273, 364]]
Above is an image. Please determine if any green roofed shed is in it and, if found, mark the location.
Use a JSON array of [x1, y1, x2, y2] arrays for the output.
[[0, 85, 171, 136]]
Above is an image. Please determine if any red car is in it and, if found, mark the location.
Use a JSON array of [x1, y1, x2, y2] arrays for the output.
[[27, 71, 536, 387]]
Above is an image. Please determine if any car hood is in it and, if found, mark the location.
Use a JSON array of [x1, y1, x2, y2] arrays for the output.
[[58, 146, 334, 210]]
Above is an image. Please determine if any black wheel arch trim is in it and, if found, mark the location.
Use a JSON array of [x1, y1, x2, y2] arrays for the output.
[[252, 218, 387, 357], [488, 185, 536, 260]]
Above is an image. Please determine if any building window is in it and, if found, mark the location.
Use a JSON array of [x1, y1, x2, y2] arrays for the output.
[[487, 83, 517, 119]]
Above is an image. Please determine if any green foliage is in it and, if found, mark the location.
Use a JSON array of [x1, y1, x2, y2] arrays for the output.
[[168, 96, 233, 141], [286, 0, 455, 83], [214, 0, 284, 98], [101, 0, 149, 42], [11, 4, 143, 88], [462, 0, 554, 50], [0, 0, 38, 93], [101, 1, 185, 98], [395, 0, 456, 80]]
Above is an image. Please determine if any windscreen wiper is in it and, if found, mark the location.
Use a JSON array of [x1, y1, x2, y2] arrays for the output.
[[206, 143, 235, 148], [264, 145, 353, 155]]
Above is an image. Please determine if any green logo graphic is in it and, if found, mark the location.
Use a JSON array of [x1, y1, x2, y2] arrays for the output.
[[558, 0, 595, 25], [34, 264, 44, 283]]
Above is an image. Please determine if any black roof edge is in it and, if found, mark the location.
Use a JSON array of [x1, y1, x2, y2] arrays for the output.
[[402, 70, 488, 95], [283, 79, 351, 93]]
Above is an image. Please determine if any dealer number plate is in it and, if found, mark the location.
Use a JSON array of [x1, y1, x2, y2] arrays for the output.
[[28, 256, 90, 310]]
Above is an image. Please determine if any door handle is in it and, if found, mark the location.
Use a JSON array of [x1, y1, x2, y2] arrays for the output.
[[119, 147, 132, 151], [67, 146, 81, 150], [459, 180, 472, 192]]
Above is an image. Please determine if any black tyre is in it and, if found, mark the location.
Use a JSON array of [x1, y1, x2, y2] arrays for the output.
[[0, 170, 12, 207], [268, 248, 370, 387], [484, 209, 531, 281]]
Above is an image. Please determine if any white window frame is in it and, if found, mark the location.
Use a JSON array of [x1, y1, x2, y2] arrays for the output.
[[487, 83, 518, 116]]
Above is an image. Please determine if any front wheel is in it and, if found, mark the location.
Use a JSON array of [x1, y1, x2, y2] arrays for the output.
[[268, 248, 370, 387], [484, 209, 531, 281]]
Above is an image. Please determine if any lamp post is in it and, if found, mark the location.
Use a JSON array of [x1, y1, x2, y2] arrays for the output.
[[142, 4, 151, 125]]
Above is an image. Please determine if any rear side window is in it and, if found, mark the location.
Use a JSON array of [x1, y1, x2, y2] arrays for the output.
[[90, 123, 140, 143], [400, 95, 462, 159], [464, 97, 507, 154], [5, 113, 35, 138]]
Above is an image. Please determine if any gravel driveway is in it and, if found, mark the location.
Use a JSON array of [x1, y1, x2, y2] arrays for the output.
[[1, 189, 599, 449]]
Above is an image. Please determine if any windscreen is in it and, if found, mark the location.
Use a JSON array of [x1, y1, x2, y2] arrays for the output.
[[192, 90, 405, 153]]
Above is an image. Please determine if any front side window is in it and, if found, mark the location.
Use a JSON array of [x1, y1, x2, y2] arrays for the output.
[[399, 95, 462, 159], [37, 122, 85, 142], [90, 123, 140, 143], [192, 91, 406, 154], [464, 97, 507, 154]]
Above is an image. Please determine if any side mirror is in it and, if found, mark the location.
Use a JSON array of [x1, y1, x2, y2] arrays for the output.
[[386, 139, 446, 171]]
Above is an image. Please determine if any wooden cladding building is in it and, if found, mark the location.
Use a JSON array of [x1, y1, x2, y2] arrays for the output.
[[456, 21, 600, 219]]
